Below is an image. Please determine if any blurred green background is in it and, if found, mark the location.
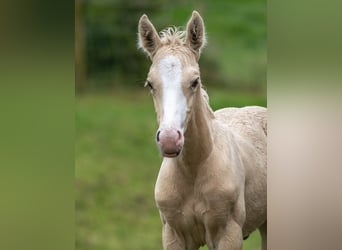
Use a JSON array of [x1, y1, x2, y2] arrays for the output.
[[76, 0, 266, 249]]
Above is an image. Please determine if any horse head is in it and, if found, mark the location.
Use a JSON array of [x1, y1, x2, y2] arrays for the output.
[[138, 11, 207, 157]]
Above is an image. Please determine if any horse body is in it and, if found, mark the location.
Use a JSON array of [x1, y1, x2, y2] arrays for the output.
[[138, 11, 267, 250], [215, 106, 267, 237], [155, 98, 267, 250]]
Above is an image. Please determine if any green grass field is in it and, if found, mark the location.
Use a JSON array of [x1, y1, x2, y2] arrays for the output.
[[76, 89, 266, 250]]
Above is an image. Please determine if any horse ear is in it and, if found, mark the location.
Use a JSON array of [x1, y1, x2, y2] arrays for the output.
[[138, 14, 161, 59], [185, 11, 206, 60]]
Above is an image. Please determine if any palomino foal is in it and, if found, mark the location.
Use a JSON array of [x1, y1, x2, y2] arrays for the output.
[[138, 11, 267, 250]]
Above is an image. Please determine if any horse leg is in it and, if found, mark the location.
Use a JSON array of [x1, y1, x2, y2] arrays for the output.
[[214, 219, 243, 250], [258, 221, 267, 250], [162, 223, 185, 250]]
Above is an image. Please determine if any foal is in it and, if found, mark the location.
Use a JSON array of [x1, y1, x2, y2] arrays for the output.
[[138, 11, 267, 250]]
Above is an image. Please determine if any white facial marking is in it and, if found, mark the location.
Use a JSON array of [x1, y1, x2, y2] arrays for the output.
[[158, 55, 187, 130]]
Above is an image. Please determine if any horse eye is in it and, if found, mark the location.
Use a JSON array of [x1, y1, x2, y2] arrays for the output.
[[145, 80, 154, 90], [191, 78, 200, 89]]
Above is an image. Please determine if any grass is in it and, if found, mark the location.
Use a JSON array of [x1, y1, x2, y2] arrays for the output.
[[76, 88, 266, 250]]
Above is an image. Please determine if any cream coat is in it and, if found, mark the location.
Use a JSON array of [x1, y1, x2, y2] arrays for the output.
[[138, 11, 267, 250]]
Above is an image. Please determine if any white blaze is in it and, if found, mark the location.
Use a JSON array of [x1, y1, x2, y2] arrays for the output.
[[158, 55, 187, 131]]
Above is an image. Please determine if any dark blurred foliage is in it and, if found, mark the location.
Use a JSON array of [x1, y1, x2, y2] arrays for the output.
[[76, 0, 266, 92], [83, 1, 158, 88], [77, 0, 161, 91]]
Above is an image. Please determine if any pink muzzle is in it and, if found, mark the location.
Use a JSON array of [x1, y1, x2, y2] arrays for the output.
[[156, 128, 183, 158]]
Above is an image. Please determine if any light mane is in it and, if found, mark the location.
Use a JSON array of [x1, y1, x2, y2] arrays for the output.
[[159, 27, 186, 46], [200, 87, 215, 119], [201, 87, 209, 103]]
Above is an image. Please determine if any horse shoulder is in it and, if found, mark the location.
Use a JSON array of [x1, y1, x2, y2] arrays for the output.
[[199, 136, 245, 207], [155, 159, 183, 207], [196, 149, 247, 236]]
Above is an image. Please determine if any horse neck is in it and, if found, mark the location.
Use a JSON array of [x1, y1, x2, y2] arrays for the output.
[[179, 88, 215, 168]]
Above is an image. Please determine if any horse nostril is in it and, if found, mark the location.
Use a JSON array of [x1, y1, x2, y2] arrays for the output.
[[156, 131, 161, 142], [176, 130, 183, 144], [177, 130, 182, 139]]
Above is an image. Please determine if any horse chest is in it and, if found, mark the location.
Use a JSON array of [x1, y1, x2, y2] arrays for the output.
[[155, 177, 232, 234], [156, 188, 204, 225]]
